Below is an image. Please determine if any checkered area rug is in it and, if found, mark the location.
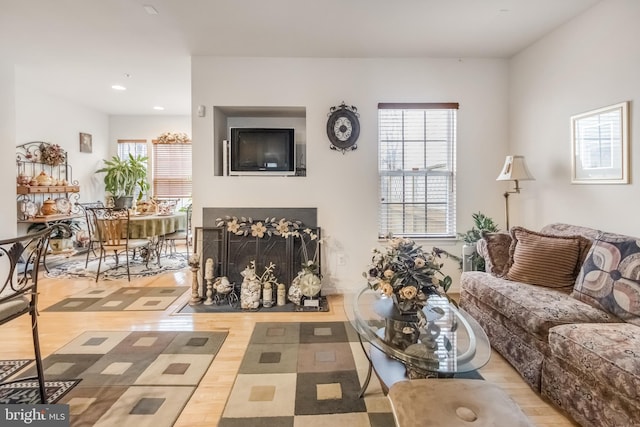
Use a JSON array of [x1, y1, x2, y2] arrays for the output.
[[43, 286, 189, 312], [20, 330, 227, 427], [219, 321, 394, 427]]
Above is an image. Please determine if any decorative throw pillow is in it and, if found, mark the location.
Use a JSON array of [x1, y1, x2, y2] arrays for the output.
[[572, 233, 640, 326], [477, 232, 512, 277], [506, 226, 589, 289]]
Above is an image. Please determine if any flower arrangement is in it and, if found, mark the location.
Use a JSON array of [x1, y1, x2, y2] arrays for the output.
[[364, 237, 452, 313], [39, 143, 66, 166], [156, 132, 191, 144]]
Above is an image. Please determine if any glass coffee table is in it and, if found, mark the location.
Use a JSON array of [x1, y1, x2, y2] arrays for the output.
[[347, 287, 491, 395]]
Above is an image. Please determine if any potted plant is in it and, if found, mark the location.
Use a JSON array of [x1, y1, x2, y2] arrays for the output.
[[96, 154, 149, 208], [458, 212, 499, 271], [433, 212, 500, 272]]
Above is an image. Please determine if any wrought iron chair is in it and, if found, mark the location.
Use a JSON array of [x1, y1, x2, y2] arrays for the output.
[[162, 204, 192, 258], [76, 201, 105, 268], [0, 226, 55, 403], [87, 207, 150, 282]]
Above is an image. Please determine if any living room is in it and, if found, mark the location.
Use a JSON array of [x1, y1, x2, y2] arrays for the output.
[[1, 1, 639, 426]]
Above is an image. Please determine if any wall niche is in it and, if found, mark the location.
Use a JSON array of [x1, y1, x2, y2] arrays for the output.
[[212, 106, 306, 177]]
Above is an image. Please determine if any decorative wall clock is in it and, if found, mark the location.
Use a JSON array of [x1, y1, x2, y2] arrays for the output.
[[326, 102, 360, 153]]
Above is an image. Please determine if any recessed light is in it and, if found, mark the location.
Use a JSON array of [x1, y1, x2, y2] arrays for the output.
[[143, 5, 158, 15], [111, 85, 127, 91], [153, 106, 165, 111]]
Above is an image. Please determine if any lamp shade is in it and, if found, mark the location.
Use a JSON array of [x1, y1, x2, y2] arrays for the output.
[[496, 155, 535, 181]]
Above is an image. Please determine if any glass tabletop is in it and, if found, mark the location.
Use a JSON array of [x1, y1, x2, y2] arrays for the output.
[[347, 287, 491, 377]]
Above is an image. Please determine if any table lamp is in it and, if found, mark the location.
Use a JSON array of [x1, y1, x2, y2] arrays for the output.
[[496, 155, 534, 230]]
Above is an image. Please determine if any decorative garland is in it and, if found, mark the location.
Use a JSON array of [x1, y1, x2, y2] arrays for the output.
[[215, 216, 304, 238]]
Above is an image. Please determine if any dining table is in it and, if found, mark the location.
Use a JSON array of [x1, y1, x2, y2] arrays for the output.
[[128, 211, 187, 264]]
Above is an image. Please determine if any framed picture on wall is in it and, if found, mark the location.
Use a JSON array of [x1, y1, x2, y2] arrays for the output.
[[79, 132, 92, 153], [571, 101, 629, 184]]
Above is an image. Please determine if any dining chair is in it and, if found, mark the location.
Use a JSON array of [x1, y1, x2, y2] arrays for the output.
[[87, 207, 150, 282], [163, 204, 192, 258], [0, 226, 55, 403], [76, 201, 105, 267]]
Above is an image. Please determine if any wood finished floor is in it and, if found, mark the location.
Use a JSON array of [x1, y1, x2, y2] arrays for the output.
[[3, 254, 577, 426]]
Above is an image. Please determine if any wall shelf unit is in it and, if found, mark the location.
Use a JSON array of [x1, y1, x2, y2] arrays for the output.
[[16, 141, 81, 223]]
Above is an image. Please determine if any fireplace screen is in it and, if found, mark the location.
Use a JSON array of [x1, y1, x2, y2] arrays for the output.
[[195, 226, 321, 295]]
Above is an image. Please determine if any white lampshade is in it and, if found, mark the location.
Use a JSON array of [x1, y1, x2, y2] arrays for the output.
[[496, 155, 535, 181]]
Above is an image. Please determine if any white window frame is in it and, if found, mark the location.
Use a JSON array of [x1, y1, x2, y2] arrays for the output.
[[378, 103, 458, 238], [117, 139, 148, 161]]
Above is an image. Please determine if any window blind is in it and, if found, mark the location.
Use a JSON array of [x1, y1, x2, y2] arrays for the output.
[[378, 103, 458, 238], [152, 141, 192, 198]]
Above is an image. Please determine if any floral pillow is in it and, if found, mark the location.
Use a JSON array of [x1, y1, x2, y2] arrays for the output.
[[477, 232, 512, 277], [572, 233, 640, 326], [505, 226, 589, 289]]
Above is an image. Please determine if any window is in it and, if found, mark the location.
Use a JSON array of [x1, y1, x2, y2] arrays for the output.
[[378, 103, 458, 238], [152, 140, 192, 198], [117, 139, 147, 160]]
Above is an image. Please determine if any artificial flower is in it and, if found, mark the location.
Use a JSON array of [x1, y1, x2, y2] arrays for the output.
[[251, 222, 267, 238]]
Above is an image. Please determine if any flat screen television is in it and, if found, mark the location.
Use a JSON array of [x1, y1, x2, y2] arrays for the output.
[[228, 128, 295, 176]]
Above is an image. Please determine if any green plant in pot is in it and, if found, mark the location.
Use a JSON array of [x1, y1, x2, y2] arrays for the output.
[[458, 212, 500, 271], [96, 154, 149, 208], [433, 212, 499, 272]]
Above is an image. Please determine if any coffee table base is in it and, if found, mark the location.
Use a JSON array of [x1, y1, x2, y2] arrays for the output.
[[359, 338, 443, 397]]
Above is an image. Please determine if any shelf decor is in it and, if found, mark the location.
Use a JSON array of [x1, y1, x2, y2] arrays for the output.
[[39, 143, 66, 166], [16, 141, 81, 221], [156, 132, 191, 144]]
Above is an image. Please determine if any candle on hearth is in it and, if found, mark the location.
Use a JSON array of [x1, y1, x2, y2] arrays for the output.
[[277, 283, 286, 306], [205, 258, 214, 280], [263, 282, 272, 308]]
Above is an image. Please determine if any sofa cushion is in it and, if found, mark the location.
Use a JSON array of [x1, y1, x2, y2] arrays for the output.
[[548, 323, 640, 402], [461, 272, 618, 342], [572, 233, 640, 326], [477, 232, 511, 277], [539, 223, 601, 241], [506, 226, 589, 290]]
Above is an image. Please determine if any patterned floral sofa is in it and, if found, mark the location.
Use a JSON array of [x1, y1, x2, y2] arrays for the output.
[[459, 223, 640, 427]]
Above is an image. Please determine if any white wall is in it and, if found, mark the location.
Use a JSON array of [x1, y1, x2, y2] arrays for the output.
[[0, 61, 17, 237], [509, 0, 640, 236], [192, 57, 509, 293], [15, 83, 110, 205]]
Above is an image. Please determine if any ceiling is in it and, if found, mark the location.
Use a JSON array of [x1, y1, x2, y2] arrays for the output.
[[0, 0, 600, 116]]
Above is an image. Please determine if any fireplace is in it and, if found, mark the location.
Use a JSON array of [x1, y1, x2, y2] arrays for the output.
[[198, 208, 320, 295]]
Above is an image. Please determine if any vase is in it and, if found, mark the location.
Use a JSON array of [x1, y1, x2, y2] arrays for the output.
[[287, 279, 302, 305], [385, 313, 420, 351]]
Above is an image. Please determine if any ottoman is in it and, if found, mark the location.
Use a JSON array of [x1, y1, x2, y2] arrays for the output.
[[388, 379, 534, 427]]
